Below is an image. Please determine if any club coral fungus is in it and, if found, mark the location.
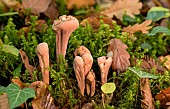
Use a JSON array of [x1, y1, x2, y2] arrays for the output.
[[97, 52, 113, 85], [52, 15, 79, 61], [36, 42, 50, 84], [73, 46, 95, 96]]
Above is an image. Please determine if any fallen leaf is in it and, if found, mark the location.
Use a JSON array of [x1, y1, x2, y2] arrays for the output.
[[11, 77, 27, 108], [128, 67, 160, 79], [30, 81, 57, 109], [19, 20, 48, 34], [133, 55, 165, 74], [12, 77, 26, 89], [101, 82, 116, 94], [66, 0, 95, 10], [122, 20, 153, 34], [2, 0, 18, 7], [157, 0, 170, 8], [155, 87, 170, 107], [43, 0, 59, 21], [101, 0, 142, 20], [35, 20, 48, 32], [19, 50, 36, 76], [22, 0, 52, 14], [146, 7, 170, 21], [140, 78, 155, 109], [107, 38, 130, 72], [2, 44, 19, 56], [0, 93, 10, 109], [2, 0, 21, 11], [160, 55, 170, 70], [5, 84, 35, 109], [80, 16, 114, 32]]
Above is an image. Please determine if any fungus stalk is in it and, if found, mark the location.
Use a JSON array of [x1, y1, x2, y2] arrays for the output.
[[52, 15, 79, 61], [36, 42, 49, 84], [86, 71, 95, 97]]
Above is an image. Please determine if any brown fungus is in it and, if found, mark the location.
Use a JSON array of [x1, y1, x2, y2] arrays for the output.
[[97, 51, 113, 85], [36, 42, 49, 84], [73, 46, 94, 96], [52, 15, 79, 61]]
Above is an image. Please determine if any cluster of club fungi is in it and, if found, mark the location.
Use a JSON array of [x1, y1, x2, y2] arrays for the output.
[[21, 15, 121, 97]]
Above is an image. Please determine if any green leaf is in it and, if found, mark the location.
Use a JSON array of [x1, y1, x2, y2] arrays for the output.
[[128, 67, 160, 79], [123, 15, 137, 23], [0, 12, 18, 17], [74, 10, 87, 15], [148, 26, 170, 36], [101, 83, 116, 94], [146, 7, 170, 21], [2, 44, 19, 56], [5, 84, 35, 109], [12, 64, 22, 77], [141, 42, 152, 50]]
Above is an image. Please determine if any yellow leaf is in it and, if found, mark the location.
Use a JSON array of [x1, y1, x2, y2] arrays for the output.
[[122, 20, 153, 34], [101, 0, 142, 20]]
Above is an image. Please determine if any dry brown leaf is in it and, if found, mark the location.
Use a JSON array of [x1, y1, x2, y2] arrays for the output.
[[19, 20, 48, 34], [35, 20, 48, 33], [19, 50, 36, 76], [2, 0, 22, 12], [30, 81, 57, 109], [133, 55, 164, 74], [101, 0, 142, 20], [22, 0, 52, 14], [160, 55, 170, 70], [153, 0, 170, 8], [66, 0, 95, 10], [140, 78, 155, 109], [122, 20, 153, 34], [43, 0, 59, 22], [12, 77, 26, 89], [2, 0, 20, 8], [0, 93, 10, 109], [80, 16, 114, 32], [107, 38, 130, 72], [155, 87, 170, 108]]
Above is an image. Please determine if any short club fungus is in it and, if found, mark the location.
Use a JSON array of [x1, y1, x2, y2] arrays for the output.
[[36, 42, 49, 84]]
